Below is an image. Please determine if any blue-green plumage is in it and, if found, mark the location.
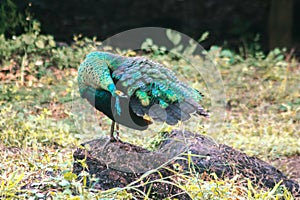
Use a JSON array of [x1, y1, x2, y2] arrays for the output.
[[78, 51, 208, 140]]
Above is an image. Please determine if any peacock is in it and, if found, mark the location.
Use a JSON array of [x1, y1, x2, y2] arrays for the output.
[[78, 51, 208, 141]]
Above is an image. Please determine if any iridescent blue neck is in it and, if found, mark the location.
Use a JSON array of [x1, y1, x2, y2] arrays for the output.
[[87, 51, 127, 70]]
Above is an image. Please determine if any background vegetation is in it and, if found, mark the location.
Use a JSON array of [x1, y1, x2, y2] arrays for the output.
[[2, 0, 299, 53]]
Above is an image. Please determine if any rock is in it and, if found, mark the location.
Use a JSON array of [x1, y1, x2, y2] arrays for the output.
[[73, 130, 300, 199]]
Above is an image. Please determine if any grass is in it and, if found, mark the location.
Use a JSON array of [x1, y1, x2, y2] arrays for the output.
[[216, 53, 300, 160], [0, 32, 299, 199]]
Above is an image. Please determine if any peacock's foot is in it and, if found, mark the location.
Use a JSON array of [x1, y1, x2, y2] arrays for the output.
[[110, 136, 118, 142], [103, 137, 117, 150]]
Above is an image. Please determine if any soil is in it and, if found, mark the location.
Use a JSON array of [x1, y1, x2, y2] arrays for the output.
[[271, 156, 300, 182]]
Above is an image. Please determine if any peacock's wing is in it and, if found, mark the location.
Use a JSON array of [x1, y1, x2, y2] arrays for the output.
[[82, 86, 150, 130], [112, 56, 208, 125]]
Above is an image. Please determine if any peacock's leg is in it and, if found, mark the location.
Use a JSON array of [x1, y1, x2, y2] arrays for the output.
[[110, 121, 117, 142], [116, 123, 120, 139]]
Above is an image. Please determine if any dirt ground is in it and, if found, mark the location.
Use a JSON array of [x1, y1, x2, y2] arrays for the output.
[[271, 156, 300, 182]]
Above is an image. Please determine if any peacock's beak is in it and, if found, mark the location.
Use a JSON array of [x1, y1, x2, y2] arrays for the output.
[[142, 114, 153, 125], [115, 90, 128, 98]]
